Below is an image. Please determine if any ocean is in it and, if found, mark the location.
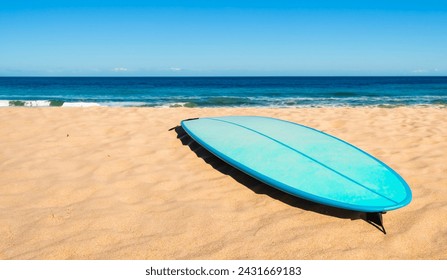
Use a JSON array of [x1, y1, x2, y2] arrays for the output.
[[0, 76, 446, 108]]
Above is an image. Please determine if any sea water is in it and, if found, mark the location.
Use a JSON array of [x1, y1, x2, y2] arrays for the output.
[[0, 76, 446, 107]]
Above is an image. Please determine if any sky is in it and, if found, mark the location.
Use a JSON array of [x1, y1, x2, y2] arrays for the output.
[[1, 0, 446, 76]]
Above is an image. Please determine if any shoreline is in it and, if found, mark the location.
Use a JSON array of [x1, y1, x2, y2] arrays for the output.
[[1, 101, 447, 108], [1, 107, 446, 259]]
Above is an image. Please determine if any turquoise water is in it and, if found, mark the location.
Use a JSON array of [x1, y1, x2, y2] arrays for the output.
[[0, 76, 446, 107]]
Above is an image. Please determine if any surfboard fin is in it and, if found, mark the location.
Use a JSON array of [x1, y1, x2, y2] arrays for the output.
[[183, 117, 199, 122], [366, 212, 387, 234], [170, 118, 199, 131]]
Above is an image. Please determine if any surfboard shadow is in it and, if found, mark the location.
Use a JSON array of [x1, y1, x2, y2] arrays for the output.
[[173, 125, 382, 231]]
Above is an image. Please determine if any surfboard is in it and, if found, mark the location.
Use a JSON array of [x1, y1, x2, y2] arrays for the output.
[[180, 116, 411, 230]]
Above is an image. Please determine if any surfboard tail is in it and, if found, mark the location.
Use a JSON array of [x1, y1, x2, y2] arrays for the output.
[[169, 118, 200, 131]]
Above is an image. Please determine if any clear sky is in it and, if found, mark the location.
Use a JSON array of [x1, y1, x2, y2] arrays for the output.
[[1, 0, 446, 76]]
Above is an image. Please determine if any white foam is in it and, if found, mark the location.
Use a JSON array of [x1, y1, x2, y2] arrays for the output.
[[101, 101, 146, 107], [24, 100, 51, 107], [0, 100, 10, 107], [165, 102, 187, 108], [62, 102, 101, 107]]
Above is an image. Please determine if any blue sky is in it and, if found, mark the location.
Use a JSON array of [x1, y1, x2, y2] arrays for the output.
[[1, 0, 446, 76]]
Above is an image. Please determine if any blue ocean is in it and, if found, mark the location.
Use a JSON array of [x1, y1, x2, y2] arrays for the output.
[[0, 76, 446, 107]]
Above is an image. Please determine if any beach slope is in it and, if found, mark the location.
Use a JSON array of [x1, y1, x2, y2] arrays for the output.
[[0, 107, 446, 259]]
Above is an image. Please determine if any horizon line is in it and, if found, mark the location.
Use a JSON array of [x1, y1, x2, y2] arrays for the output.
[[1, 75, 446, 78]]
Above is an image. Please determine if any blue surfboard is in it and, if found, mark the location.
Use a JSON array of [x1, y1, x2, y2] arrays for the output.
[[181, 116, 411, 230]]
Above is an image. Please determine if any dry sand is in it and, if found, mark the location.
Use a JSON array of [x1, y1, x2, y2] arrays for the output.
[[0, 107, 446, 259]]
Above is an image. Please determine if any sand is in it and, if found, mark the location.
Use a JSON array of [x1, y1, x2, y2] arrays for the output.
[[0, 107, 446, 260]]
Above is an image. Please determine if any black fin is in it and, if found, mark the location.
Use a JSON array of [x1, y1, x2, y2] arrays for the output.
[[169, 118, 199, 131], [366, 212, 387, 234], [183, 117, 199, 122]]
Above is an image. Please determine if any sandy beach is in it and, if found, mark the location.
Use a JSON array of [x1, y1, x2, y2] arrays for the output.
[[0, 107, 446, 259]]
